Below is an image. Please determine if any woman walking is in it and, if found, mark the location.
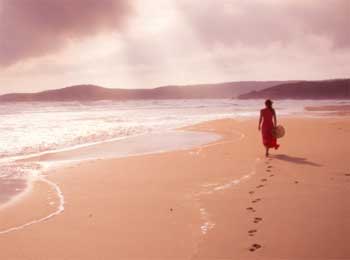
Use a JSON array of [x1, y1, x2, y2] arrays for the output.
[[258, 99, 280, 157]]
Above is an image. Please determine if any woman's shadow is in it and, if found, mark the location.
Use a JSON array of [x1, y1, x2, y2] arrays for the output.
[[271, 154, 322, 167]]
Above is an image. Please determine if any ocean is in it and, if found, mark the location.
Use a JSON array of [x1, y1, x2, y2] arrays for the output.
[[0, 99, 348, 208]]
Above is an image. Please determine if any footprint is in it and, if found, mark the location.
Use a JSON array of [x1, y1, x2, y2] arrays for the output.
[[256, 185, 264, 189], [269, 174, 274, 177], [248, 229, 257, 234], [253, 243, 262, 249], [252, 198, 261, 203], [261, 178, 267, 182], [266, 169, 271, 172], [246, 207, 256, 213], [294, 181, 299, 184], [267, 165, 272, 169], [249, 191, 255, 195], [345, 174, 350, 177], [254, 217, 263, 223], [249, 243, 262, 251]]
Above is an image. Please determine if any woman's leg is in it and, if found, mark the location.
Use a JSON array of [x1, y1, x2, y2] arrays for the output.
[[265, 147, 269, 157]]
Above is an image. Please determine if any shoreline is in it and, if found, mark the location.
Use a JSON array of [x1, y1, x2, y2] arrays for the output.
[[0, 118, 246, 237], [1, 111, 348, 212], [1, 117, 350, 259], [0, 128, 221, 211]]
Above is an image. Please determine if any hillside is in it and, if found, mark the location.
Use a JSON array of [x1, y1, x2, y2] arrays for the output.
[[238, 79, 350, 99], [0, 81, 286, 102]]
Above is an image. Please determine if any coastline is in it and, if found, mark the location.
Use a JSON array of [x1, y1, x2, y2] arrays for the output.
[[1, 117, 350, 259], [0, 129, 221, 212]]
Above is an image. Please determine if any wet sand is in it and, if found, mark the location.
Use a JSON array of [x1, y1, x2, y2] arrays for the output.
[[305, 105, 350, 116], [305, 105, 350, 111], [0, 117, 350, 259]]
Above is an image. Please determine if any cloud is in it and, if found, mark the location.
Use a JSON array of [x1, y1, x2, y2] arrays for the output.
[[0, 0, 132, 67], [178, 0, 350, 49], [0, 0, 349, 94]]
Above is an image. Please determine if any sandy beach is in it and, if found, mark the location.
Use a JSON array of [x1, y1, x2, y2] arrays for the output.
[[1, 117, 350, 259], [305, 105, 350, 116]]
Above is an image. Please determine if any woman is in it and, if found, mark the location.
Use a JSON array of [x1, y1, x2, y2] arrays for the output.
[[258, 99, 280, 157]]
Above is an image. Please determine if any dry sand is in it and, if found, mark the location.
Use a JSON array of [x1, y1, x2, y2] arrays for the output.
[[0, 117, 350, 259]]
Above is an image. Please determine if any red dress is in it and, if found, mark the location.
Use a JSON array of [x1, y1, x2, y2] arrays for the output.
[[261, 108, 280, 149]]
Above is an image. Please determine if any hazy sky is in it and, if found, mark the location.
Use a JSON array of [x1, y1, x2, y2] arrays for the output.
[[0, 0, 349, 94]]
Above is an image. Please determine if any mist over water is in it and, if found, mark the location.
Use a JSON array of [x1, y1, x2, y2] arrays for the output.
[[0, 99, 348, 205]]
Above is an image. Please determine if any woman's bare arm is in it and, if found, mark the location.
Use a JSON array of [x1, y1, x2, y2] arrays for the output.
[[258, 110, 262, 130]]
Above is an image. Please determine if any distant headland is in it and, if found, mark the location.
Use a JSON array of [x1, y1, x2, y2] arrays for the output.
[[238, 79, 350, 100], [0, 79, 349, 102]]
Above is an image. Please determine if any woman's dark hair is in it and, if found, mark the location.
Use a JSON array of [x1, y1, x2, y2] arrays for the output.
[[265, 99, 273, 109]]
